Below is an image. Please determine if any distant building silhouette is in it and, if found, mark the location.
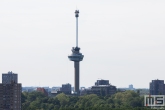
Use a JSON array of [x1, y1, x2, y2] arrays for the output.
[[118, 84, 135, 91], [0, 71, 22, 110], [150, 79, 165, 95], [95, 80, 109, 86], [61, 83, 71, 94], [81, 79, 116, 96], [51, 83, 72, 97], [37, 87, 48, 96], [129, 84, 134, 90]]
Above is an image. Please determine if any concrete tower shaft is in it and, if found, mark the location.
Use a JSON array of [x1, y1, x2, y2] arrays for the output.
[[74, 61, 79, 94], [68, 10, 84, 95]]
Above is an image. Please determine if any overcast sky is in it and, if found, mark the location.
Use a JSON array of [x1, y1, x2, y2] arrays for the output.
[[0, 0, 165, 88]]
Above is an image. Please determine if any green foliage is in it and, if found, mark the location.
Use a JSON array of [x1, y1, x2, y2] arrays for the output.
[[56, 93, 69, 106], [22, 90, 151, 110]]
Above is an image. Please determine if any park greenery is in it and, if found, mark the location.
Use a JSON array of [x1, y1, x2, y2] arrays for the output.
[[22, 90, 155, 110]]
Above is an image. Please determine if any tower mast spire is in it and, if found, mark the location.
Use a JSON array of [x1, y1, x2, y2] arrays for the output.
[[75, 10, 79, 47]]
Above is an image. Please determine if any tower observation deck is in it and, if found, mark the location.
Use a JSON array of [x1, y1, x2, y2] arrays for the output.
[[68, 10, 84, 95]]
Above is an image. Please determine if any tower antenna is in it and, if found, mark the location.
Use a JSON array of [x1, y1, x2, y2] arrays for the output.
[[75, 10, 79, 47]]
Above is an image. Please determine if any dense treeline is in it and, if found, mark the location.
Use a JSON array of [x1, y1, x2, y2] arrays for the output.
[[22, 91, 154, 110]]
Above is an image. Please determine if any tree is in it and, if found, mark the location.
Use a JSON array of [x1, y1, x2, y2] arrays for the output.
[[21, 90, 148, 110], [56, 93, 69, 106]]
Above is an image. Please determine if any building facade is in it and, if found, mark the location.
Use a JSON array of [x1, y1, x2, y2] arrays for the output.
[[150, 79, 165, 95], [0, 71, 22, 110], [2, 71, 17, 84]]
